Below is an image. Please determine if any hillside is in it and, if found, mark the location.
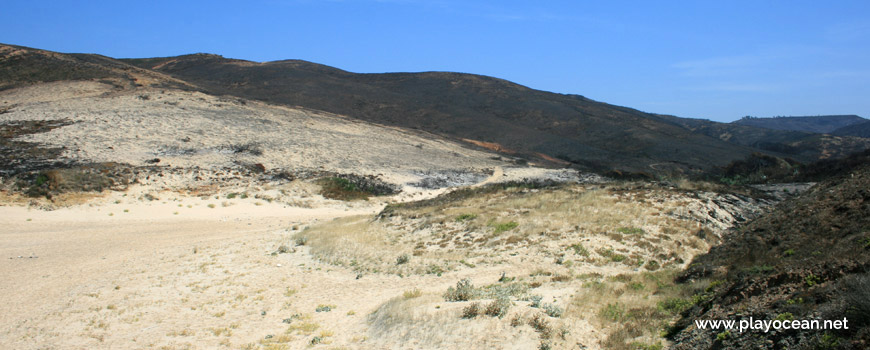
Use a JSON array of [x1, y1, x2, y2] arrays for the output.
[[0, 44, 191, 91], [669, 164, 870, 349], [732, 115, 867, 134], [5, 43, 869, 175], [121, 53, 772, 175], [659, 114, 870, 162], [833, 120, 870, 138]]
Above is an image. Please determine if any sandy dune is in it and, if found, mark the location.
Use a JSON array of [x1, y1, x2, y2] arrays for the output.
[[0, 81, 591, 349]]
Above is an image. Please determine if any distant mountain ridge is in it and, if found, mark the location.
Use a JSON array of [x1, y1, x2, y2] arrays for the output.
[[3, 43, 870, 175], [732, 115, 866, 133]]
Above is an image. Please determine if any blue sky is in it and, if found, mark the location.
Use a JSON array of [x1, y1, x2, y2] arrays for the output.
[[3, 0, 869, 122]]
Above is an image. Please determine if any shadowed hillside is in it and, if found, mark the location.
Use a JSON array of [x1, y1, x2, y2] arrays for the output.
[[659, 114, 870, 162], [0, 44, 190, 91], [669, 164, 870, 349], [3, 43, 868, 175], [833, 120, 870, 138], [121, 54, 774, 175], [732, 115, 867, 134]]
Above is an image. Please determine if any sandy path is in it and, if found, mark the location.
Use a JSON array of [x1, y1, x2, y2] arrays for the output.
[[0, 197, 519, 349], [0, 201, 377, 349]]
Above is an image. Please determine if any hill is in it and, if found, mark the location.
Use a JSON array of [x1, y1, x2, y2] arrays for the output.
[[832, 120, 870, 138], [658, 115, 870, 163], [732, 115, 867, 133], [4, 43, 869, 176], [669, 164, 870, 349], [121, 53, 775, 175], [0, 44, 190, 91]]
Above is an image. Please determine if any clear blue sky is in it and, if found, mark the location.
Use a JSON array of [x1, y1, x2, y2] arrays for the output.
[[3, 0, 869, 122]]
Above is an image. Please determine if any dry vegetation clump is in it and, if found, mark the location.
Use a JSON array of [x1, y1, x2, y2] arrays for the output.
[[569, 270, 714, 350], [317, 174, 400, 200]]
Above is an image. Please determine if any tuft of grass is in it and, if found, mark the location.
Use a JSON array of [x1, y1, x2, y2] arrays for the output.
[[568, 243, 589, 256], [315, 304, 336, 312], [599, 303, 625, 321], [617, 227, 645, 235], [456, 213, 477, 221], [403, 288, 422, 299], [396, 254, 410, 265], [491, 221, 518, 234]]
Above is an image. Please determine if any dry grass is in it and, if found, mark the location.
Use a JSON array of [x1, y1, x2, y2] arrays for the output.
[[296, 184, 712, 276], [568, 269, 712, 350]]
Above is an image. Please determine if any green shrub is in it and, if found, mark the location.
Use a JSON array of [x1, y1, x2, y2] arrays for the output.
[[491, 221, 518, 234], [775, 312, 794, 321], [529, 294, 543, 308], [805, 273, 821, 287], [318, 175, 398, 200], [568, 243, 589, 256], [456, 213, 477, 221], [658, 298, 692, 315], [543, 303, 563, 318], [600, 303, 625, 321]]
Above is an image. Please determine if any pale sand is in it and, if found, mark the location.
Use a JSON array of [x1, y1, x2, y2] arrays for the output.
[[0, 195, 551, 349]]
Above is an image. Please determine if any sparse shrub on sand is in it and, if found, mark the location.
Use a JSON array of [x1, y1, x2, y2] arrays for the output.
[[396, 254, 410, 265], [528, 313, 552, 338], [484, 296, 511, 318], [315, 304, 336, 312], [542, 303, 563, 318], [461, 302, 481, 319], [529, 294, 543, 308], [317, 174, 399, 200], [444, 278, 476, 301]]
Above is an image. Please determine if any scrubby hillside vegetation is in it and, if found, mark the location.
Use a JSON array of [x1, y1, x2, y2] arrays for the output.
[[732, 115, 867, 134], [669, 165, 870, 349]]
